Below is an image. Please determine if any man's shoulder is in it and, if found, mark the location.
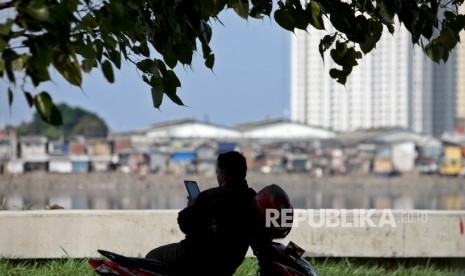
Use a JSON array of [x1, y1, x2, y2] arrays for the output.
[[204, 185, 223, 194], [198, 186, 223, 199], [198, 182, 256, 201], [248, 187, 257, 197]]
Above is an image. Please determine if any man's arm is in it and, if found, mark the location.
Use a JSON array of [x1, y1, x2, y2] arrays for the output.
[[177, 191, 209, 235], [178, 204, 198, 234]]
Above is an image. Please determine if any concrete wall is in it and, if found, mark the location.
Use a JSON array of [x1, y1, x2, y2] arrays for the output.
[[0, 210, 464, 259]]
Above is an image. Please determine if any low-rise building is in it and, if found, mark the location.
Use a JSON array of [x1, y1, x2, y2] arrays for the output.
[[49, 156, 72, 173]]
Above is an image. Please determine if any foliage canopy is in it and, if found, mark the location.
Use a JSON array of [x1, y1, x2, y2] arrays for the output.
[[0, 0, 464, 125], [15, 103, 108, 139]]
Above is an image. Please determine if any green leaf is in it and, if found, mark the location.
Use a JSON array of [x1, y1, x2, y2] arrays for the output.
[[211, 0, 227, 15], [29, 38, 52, 66], [342, 47, 360, 67], [165, 91, 184, 106], [25, 1, 50, 22], [174, 43, 194, 65], [76, 42, 96, 59], [81, 13, 97, 29], [425, 42, 445, 63], [316, 0, 354, 34], [142, 74, 150, 84], [199, 20, 212, 45], [162, 70, 183, 105], [436, 28, 459, 50], [139, 42, 150, 57], [398, 5, 421, 43], [164, 54, 177, 69], [101, 60, 114, 83], [376, 0, 395, 27], [8, 88, 13, 107], [280, 0, 307, 31], [308, 1, 324, 30], [62, 59, 82, 86], [137, 59, 154, 72], [103, 36, 118, 50], [137, 59, 159, 75], [418, 5, 434, 39], [112, 51, 122, 69], [126, 0, 142, 10], [62, 0, 78, 13], [329, 68, 348, 85], [274, 8, 295, 32], [232, 0, 249, 19], [359, 20, 383, 54], [52, 51, 82, 87], [201, 43, 212, 57], [156, 59, 168, 75], [330, 41, 348, 66], [0, 38, 6, 52], [166, 70, 181, 88], [24, 92, 34, 108], [27, 65, 50, 86], [11, 55, 29, 71], [449, 14, 465, 32], [82, 58, 94, 73], [151, 87, 164, 108], [93, 40, 104, 61], [319, 34, 336, 61], [0, 19, 14, 36], [444, 11, 455, 21], [205, 54, 215, 69], [250, 0, 272, 18], [442, 49, 450, 62], [34, 91, 63, 126], [150, 75, 164, 88]]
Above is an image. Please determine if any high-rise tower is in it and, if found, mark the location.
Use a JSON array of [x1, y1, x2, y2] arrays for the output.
[[456, 6, 465, 131], [291, 22, 456, 137]]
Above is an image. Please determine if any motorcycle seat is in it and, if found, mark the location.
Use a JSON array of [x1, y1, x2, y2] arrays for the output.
[[97, 249, 171, 274]]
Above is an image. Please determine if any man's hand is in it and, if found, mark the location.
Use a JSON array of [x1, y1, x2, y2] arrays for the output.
[[187, 196, 196, 207]]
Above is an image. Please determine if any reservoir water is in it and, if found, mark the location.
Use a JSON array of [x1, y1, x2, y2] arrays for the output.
[[1, 172, 464, 210]]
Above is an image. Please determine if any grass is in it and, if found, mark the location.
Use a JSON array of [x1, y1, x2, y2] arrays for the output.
[[234, 258, 463, 276], [0, 257, 462, 275], [298, 258, 460, 276], [0, 258, 95, 276]]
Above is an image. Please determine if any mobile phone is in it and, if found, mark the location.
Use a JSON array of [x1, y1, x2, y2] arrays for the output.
[[184, 180, 200, 200]]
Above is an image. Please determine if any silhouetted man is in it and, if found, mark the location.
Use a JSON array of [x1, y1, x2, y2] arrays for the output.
[[146, 151, 256, 276]]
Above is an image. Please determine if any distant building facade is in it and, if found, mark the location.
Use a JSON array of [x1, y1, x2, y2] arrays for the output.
[[291, 20, 456, 137]]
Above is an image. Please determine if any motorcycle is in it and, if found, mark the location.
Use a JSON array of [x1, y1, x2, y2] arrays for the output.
[[88, 242, 318, 276], [88, 184, 319, 276]]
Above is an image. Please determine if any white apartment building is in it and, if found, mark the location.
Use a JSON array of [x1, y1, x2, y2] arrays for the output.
[[291, 21, 456, 137], [457, 6, 465, 130]]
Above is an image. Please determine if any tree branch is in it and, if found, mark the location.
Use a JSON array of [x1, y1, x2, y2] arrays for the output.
[[0, 1, 13, 10]]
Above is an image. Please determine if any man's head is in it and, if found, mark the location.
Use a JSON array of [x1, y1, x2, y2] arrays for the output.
[[216, 151, 247, 186]]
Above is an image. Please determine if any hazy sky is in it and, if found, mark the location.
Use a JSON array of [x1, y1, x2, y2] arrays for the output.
[[0, 10, 291, 132]]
